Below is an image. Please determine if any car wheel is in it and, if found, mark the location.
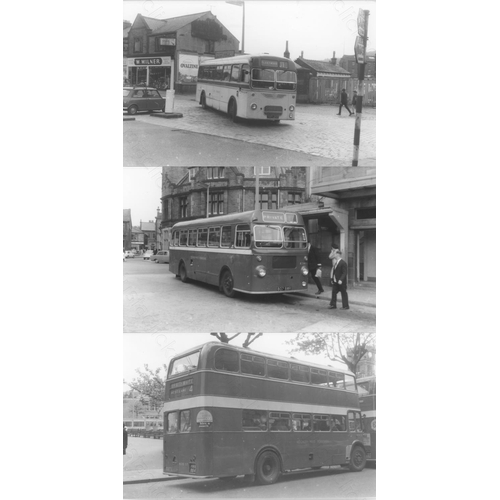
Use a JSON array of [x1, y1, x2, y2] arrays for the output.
[[228, 100, 238, 123], [128, 105, 138, 115], [179, 262, 189, 283], [348, 445, 366, 472], [255, 451, 280, 485], [221, 269, 236, 298]]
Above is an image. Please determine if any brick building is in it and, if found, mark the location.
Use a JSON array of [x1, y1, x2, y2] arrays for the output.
[[124, 12, 239, 92], [140, 220, 157, 250], [339, 51, 376, 107], [160, 167, 307, 246]]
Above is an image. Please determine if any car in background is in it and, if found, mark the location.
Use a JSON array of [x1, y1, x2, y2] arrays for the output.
[[123, 87, 165, 115], [154, 250, 170, 264], [143, 250, 154, 260], [124, 250, 135, 258]]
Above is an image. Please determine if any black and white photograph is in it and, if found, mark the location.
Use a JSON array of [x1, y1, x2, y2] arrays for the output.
[[123, 1, 376, 167], [123, 332, 376, 498]]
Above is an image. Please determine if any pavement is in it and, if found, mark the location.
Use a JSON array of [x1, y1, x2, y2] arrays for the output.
[[127, 93, 375, 165], [294, 283, 375, 308], [124, 468, 181, 485]]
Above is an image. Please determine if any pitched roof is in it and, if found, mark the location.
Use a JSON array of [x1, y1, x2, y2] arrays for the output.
[[123, 209, 131, 222], [143, 12, 209, 35], [295, 57, 351, 75], [123, 26, 130, 38], [140, 221, 156, 232]]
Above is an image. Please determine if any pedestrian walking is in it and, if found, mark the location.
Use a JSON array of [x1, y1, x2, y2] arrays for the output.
[[123, 425, 128, 455], [352, 91, 358, 113], [337, 89, 353, 116], [328, 249, 349, 310], [307, 243, 324, 295]]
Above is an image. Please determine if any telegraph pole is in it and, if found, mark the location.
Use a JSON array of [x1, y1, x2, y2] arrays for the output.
[[352, 9, 369, 166], [255, 168, 260, 211]]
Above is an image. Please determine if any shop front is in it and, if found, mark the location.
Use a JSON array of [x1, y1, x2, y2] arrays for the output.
[[127, 56, 172, 89]]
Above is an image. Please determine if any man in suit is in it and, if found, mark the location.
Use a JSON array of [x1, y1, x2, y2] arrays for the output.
[[329, 249, 349, 310], [337, 89, 353, 116], [307, 243, 324, 295]]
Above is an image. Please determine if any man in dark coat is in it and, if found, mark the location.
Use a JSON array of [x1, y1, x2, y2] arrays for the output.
[[337, 89, 353, 116], [123, 425, 128, 455], [329, 250, 349, 309], [307, 243, 324, 295]]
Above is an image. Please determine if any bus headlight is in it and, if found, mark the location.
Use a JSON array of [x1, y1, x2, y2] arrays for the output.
[[289, 105, 295, 111], [256, 265, 267, 278], [302, 281, 307, 287], [301, 266, 308, 276], [251, 103, 257, 110], [289, 113, 293, 118], [256, 255, 262, 262]]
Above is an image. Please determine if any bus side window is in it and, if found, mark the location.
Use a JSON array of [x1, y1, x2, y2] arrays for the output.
[[269, 412, 291, 431], [221, 226, 232, 247], [242, 409, 267, 431], [241, 354, 266, 376], [311, 368, 328, 386], [223, 65, 231, 81], [188, 229, 197, 246], [292, 413, 311, 431], [329, 371, 345, 389], [167, 412, 178, 433], [267, 359, 289, 380], [230, 64, 241, 82], [197, 228, 208, 246], [290, 363, 310, 383], [331, 415, 346, 431], [208, 227, 221, 247], [172, 231, 179, 246], [235, 224, 251, 248], [313, 415, 330, 432], [180, 230, 188, 246], [214, 348, 239, 372], [216, 65, 223, 80], [241, 64, 250, 83]]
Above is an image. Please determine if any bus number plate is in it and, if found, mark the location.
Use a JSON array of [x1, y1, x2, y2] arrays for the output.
[[278, 286, 292, 291]]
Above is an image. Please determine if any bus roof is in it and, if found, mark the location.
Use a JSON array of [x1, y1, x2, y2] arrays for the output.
[[171, 341, 356, 377], [171, 209, 304, 230], [200, 54, 296, 69]]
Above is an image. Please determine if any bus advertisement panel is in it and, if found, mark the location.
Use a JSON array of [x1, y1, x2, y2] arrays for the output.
[[196, 54, 297, 122], [168, 210, 309, 297], [162, 342, 367, 484]]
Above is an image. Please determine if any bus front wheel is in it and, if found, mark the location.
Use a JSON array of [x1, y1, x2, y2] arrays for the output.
[[255, 451, 281, 485], [349, 445, 366, 472], [179, 262, 189, 283], [221, 269, 236, 298]]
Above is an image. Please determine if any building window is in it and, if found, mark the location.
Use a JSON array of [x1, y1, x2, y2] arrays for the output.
[[180, 197, 188, 218], [206, 167, 224, 179], [188, 168, 196, 181], [209, 193, 224, 215], [287, 192, 301, 205], [133, 38, 142, 53], [254, 167, 271, 175], [356, 207, 376, 219], [206, 40, 215, 53], [259, 191, 278, 210]]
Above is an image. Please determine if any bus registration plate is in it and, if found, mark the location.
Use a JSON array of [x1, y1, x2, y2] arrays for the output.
[[278, 286, 292, 291]]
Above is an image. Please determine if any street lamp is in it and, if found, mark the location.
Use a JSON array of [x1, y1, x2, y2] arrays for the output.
[[226, 0, 245, 53]]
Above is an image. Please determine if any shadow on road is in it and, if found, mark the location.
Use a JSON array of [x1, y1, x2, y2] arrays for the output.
[[169, 468, 353, 494]]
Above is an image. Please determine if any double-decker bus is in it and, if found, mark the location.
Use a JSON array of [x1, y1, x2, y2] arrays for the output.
[[357, 376, 376, 463], [168, 209, 308, 297], [196, 54, 297, 122], [162, 342, 367, 485]]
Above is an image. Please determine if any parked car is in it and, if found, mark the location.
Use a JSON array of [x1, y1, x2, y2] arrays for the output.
[[124, 250, 135, 258], [123, 87, 165, 115], [154, 250, 170, 264], [143, 250, 154, 260]]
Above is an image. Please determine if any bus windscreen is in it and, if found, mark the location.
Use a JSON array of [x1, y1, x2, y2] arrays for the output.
[[254, 225, 282, 247]]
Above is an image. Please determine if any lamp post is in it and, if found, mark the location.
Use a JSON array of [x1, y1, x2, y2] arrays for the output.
[[226, 1, 245, 53]]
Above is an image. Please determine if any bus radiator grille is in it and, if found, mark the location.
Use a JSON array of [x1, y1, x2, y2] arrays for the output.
[[264, 106, 283, 114], [272, 256, 296, 269]]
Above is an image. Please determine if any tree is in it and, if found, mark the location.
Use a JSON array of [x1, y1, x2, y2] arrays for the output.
[[286, 333, 375, 375], [210, 332, 263, 347], [124, 364, 168, 410]]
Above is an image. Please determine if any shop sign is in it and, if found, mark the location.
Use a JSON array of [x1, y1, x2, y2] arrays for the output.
[[128, 57, 172, 67]]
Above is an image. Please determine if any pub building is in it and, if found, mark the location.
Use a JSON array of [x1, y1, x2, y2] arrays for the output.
[[124, 11, 239, 93]]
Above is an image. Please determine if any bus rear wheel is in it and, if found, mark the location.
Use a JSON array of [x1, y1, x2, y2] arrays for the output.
[[221, 269, 236, 298], [179, 262, 189, 283], [255, 451, 281, 485], [349, 445, 366, 472]]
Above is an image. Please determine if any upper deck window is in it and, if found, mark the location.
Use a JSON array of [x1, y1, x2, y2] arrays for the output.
[[241, 353, 266, 376], [169, 350, 201, 378], [310, 368, 328, 386], [329, 371, 346, 389], [344, 374, 356, 391], [254, 225, 282, 248], [267, 359, 289, 380], [290, 363, 310, 383], [214, 348, 239, 372]]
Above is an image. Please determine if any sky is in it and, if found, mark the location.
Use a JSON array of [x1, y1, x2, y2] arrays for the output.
[[123, 333, 350, 390], [123, 0, 376, 60], [123, 167, 164, 226]]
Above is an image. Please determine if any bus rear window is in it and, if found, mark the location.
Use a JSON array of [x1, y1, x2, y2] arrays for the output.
[[235, 224, 251, 248], [283, 227, 307, 249], [254, 225, 282, 248], [241, 354, 266, 376], [169, 350, 201, 377], [214, 348, 239, 372]]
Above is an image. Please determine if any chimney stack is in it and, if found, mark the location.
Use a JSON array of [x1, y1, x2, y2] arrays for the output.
[[284, 40, 290, 59], [331, 51, 337, 66], [300, 51, 304, 58]]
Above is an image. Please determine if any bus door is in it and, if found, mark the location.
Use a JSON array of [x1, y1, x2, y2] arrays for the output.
[[192, 229, 208, 282], [346, 410, 363, 461]]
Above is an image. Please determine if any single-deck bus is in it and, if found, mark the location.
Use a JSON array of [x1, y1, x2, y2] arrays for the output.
[[357, 376, 376, 463], [168, 209, 309, 297], [162, 342, 367, 485], [196, 54, 297, 122]]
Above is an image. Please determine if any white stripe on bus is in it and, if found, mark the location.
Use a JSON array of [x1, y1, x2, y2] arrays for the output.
[[362, 410, 376, 418], [170, 247, 253, 255], [161, 395, 357, 415]]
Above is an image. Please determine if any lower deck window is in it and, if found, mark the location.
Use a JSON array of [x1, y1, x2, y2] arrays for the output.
[[242, 409, 267, 431], [292, 413, 311, 431], [269, 412, 291, 431], [332, 415, 346, 431], [313, 415, 331, 432]]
